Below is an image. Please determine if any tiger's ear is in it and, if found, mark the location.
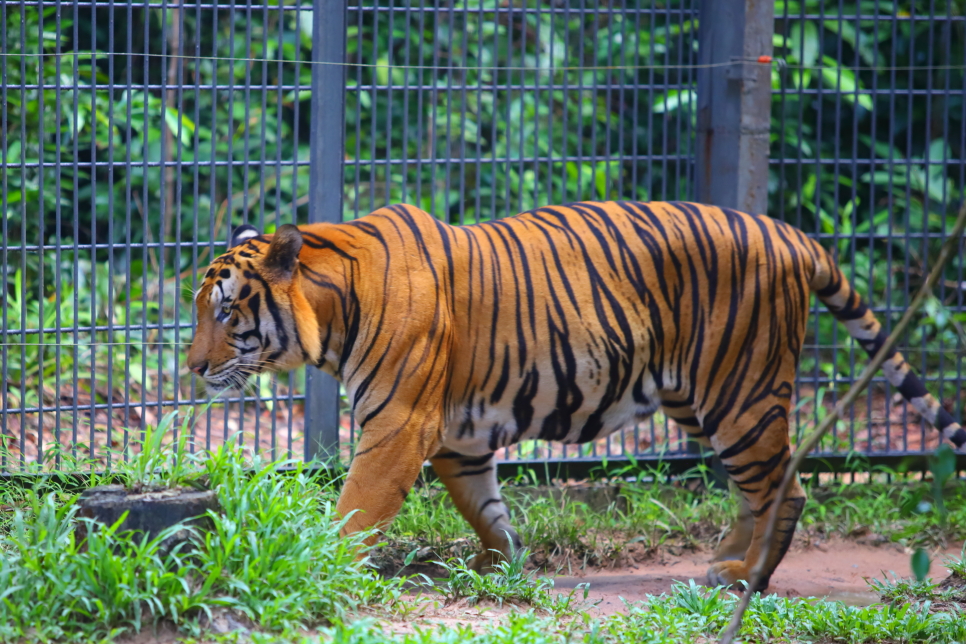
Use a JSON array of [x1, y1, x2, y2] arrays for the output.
[[263, 224, 303, 277], [230, 224, 260, 248]]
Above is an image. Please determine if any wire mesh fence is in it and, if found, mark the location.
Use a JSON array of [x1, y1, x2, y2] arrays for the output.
[[0, 0, 963, 475], [771, 4, 966, 461]]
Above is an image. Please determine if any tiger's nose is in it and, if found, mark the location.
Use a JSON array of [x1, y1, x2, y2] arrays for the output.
[[189, 361, 208, 377]]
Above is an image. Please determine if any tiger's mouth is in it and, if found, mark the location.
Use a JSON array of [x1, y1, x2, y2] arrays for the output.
[[202, 362, 265, 398]]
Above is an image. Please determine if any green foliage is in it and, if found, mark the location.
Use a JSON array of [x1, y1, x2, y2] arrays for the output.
[[0, 443, 401, 642], [911, 547, 931, 583], [109, 409, 200, 490], [385, 465, 966, 577], [414, 547, 569, 609], [309, 582, 966, 644]]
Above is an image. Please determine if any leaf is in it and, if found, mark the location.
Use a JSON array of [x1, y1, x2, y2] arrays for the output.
[[404, 548, 419, 567], [163, 107, 195, 146], [652, 89, 696, 114], [785, 20, 819, 68], [819, 56, 873, 112], [930, 444, 957, 487], [911, 548, 930, 583]]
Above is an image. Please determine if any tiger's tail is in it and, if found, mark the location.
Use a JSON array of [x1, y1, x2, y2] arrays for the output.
[[808, 243, 966, 450]]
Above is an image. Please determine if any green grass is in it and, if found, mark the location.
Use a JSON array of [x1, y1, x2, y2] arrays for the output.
[[2, 442, 965, 642], [409, 547, 590, 613], [382, 467, 966, 574], [259, 576, 966, 644], [0, 442, 403, 643]]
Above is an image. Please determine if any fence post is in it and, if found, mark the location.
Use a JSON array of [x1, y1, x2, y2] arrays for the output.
[[304, 0, 347, 465], [694, 0, 774, 215], [692, 0, 774, 484]]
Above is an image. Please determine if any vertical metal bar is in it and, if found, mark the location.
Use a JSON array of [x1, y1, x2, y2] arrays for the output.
[[19, 0, 30, 468], [694, 0, 774, 215], [559, 1, 572, 207], [515, 4, 528, 216], [122, 0, 135, 460], [645, 4, 656, 204], [290, 0, 305, 461], [1, 0, 9, 472], [867, 6, 882, 454], [265, 0, 281, 462], [239, 0, 259, 454], [456, 6, 468, 224], [543, 4, 556, 207], [937, 1, 952, 451], [415, 0, 427, 216], [171, 3, 186, 454], [53, 0, 65, 468], [225, 0, 242, 445], [347, 2, 362, 455], [472, 0, 484, 223], [209, 5, 221, 450], [73, 0, 83, 463], [190, 0, 205, 454], [386, 2, 397, 212], [920, 4, 936, 453], [105, 0, 117, 468], [442, 2, 456, 221], [400, 5, 413, 208], [886, 7, 900, 452], [684, 0, 698, 199], [488, 1, 499, 221], [846, 5, 858, 453], [502, 2, 514, 219], [155, 0, 172, 450], [305, 0, 347, 464], [825, 0, 842, 454], [88, 0, 99, 465], [351, 5, 363, 219], [429, 0, 442, 217], [903, 5, 916, 452], [35, 1, 46, 464]]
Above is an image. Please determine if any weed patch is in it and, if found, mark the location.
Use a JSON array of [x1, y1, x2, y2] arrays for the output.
[[0, 443, 401, 643], [378, 471, 966, 577]]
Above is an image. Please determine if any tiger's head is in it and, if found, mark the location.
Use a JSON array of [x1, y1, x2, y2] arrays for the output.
[[187, 223, 322, 396]]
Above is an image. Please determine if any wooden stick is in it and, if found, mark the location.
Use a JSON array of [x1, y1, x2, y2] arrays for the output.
[[718, 200, 966, 644]]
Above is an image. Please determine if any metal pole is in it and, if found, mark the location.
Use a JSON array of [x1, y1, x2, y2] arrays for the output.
[[692, 0, 774, 485], [694, 0, 774, 215], [305, 0, 346, 464]]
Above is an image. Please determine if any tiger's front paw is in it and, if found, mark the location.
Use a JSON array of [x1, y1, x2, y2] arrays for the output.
[[706, 561, 770, 592], [468, 550, 508, 575]]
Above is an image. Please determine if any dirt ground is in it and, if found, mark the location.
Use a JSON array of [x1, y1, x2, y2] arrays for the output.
[[380, 537, 966, 636], [549, 537, 966, 616]]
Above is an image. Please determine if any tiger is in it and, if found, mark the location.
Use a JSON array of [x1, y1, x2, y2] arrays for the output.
[[187, 200, 966, 590]]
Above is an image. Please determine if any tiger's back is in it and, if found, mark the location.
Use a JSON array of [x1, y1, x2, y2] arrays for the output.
[[188, 199, 964, 591], [437, 200, 817, 460]]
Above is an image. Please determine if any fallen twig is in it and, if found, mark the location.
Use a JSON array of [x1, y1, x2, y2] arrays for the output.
[[719, 199, 966, 644]]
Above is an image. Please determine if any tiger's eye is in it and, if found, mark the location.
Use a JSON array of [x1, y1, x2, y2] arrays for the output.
[[221, 303, 232, 316]]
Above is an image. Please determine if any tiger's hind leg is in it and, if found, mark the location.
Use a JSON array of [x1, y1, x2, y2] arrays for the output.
[[712, 491, 754, 563], [662, 410, 755, 564], [703, 402, 807, 591], [430, 450, 522, 573]]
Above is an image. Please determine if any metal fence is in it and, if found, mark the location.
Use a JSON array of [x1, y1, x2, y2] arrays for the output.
[[1, 0, 964, 475]]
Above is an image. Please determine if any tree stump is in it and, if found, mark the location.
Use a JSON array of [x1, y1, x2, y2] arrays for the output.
[[75, 484, 220, 554]]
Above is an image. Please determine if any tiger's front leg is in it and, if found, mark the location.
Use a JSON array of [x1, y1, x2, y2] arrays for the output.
[[336, 410, 443, 548], [430, 450, 522, 572]]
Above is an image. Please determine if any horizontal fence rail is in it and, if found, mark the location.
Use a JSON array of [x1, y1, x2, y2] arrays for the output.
[[0, 0, 964, 477]]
